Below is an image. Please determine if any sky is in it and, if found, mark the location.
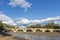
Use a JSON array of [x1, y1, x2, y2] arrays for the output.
[[0, 0, 60, 28]]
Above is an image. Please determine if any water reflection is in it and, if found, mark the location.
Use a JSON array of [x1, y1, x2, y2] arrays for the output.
[[9, 32, 60, 40], [16, 33, 60, 40]]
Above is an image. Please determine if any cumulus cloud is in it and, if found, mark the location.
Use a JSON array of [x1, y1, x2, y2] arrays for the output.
[[0, 12, 16, 26], [8, 0, 32, 11], [41, 16, 60, 23], [15, 18, 30, 24], [15, 16, 60, 25], [0, 12, 60, 27]]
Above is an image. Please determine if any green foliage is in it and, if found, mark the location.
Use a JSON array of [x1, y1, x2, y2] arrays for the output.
[[54, 24, 60, 29], [36, 24, 42, 28], [44, 22, 55, 28], [26, 22, 60, 29], [0, 21, 16, 32], [27, 24, 42, 28], [3, 23, 15, 28], [0, 21, 4, 32], [27, 25, 36, 28]]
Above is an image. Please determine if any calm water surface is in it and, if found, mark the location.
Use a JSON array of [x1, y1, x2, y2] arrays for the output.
[[10, 32, 60, 40]]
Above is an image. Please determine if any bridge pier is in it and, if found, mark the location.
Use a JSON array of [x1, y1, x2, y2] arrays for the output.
[[23, 29, 26, 32], [42, 29, 46, 32], [50, 29, 54, 32]]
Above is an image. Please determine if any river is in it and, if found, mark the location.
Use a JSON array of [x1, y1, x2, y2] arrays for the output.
[[8, 32, 60, 40]]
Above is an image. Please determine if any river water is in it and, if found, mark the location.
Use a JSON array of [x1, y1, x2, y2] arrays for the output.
[[9, 32, 60, 40]]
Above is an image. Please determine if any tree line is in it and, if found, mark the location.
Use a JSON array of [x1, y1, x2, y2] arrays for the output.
[[27, 22, 60, 29], [0, 21, 60, 32], [0, 21, 15, 32]]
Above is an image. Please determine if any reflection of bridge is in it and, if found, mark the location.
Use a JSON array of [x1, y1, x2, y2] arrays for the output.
[[5, 28, 60, 33]]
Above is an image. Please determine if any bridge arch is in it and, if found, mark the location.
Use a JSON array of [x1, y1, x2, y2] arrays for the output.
[[26, 29, 33, 32], [7, 30, 13, 32], [35, 29, 42, 32], [17, 29, 23, 32], [53, 30, 60, 33], [5, 28, 60, 33], [45, 30, 50, 32]]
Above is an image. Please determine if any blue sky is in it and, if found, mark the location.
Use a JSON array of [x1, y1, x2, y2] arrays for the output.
[[0, 0, 60, 20], [0, 0, 60, 27]]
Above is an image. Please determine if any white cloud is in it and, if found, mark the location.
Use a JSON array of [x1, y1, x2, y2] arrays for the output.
[[15, 16, 60, 25], [40, 16, 60, 23], [0, 12, 60, 27], [0, 12, 16, 26], [8, 0, 32, 11], [15, 18, 30, 24]]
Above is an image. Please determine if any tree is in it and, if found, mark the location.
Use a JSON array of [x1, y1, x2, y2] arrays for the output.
[[36, 24, 42, 28], [0, 21, 16, 32], [26, 22, 60, 29], [54, 24, 60, 29], [0, 21, 4, 32], [44, 22, 56, 28], [27, 25, 36, 28], [27, 24, 42, 28]]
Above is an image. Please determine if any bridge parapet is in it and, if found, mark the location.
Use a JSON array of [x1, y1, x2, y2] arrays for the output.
[[5, 28, 60, 33]]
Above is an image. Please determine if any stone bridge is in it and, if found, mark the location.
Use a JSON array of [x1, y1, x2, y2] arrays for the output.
[[5, 28, 60, 33]]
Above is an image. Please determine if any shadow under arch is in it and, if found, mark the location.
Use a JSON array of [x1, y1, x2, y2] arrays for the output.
[[53, 30, 60, 33], [5, 30, 13, 32], [17, 29, 23, 32], [45, 30, 50, 32], [35, 29, 42, 32], [26, 29, 33, 32]]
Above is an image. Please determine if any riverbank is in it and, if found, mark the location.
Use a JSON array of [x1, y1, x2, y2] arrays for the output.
[[0, 32, 28, 40], [0, 36, 28, 40], [1, 32, 60, 40]]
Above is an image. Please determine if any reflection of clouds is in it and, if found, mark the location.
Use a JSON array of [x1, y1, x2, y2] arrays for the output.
[[11, 33, 60, 40], [18, 34, 28, 39], [40, 36, 54, 40], [18, 34, 33, 40], [7, 32, 60, 40], [18, 34, 57, 40]]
